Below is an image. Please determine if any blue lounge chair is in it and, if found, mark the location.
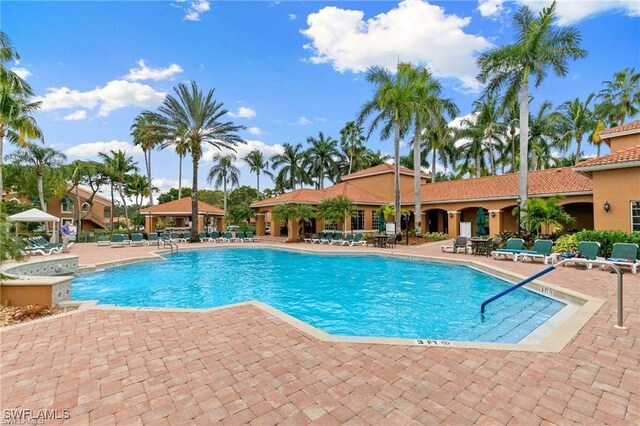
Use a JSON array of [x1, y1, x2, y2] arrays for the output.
[[245, 232, 258, 242], [147, 233, 159, 245], [561, 241, 601, 270], [516, 240, 555, 264], [130, 233, 146, 247], [602, 243, 638, 274], [111, 234, 126, 248], [491, 238, 530, 261]]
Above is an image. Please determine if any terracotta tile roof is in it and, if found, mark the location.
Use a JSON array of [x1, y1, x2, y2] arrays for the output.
[[251, 182, 387, 207], [402, 168, 592, 204], [599, 120, 640, 137], [574, 145, 640, 170], [140, 197, 224, 215], [341, 163, 428, 180]]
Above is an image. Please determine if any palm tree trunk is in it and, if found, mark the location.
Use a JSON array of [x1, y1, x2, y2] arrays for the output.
[[348, 147, 353, 175], [574, 137, 582, 165], [178, 154, 183, 199], [223, 175, 227, 216], [510, 132, 516, 173], [191, 153, 199, 242], [110, 182, 115, 230], [597, 143, 601, 157], [431, 148, 437, 184], [147, 150, 154, 206], [37, 173, 46, 211], [475, 153, 482, 178], [76, 186, 82, 234], [119, 182, 129, 224], [413, 126, 422, 233], [488, 134, 496, 175], [256, 172, 260, 193], [0, 130, 4, 202], [393, 120, 401, 235], [519, 78, 530, 231]]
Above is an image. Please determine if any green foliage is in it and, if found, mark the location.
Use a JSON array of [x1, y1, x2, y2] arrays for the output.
[[226, 204, 254, 224], [228, 186, 259, 206], [422, 232, 449, 241], [272, 203, 315, 223], [521, 197, 575, 234], [572, 230, 640, 258], [157, 187, 192, 204], [375, 204, 410, 220], [0, 211, 24, 261], [317, 196, 355, 231], [552, 234, 578, 254], [198, 189, 224, 207]]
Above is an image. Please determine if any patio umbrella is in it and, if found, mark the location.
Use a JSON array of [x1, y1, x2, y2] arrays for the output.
[[378, 212, 386, 234], [476, 208, 488, 236]]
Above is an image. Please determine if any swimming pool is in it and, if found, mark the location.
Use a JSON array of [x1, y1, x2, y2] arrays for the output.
[[72, 248, 566, 343]]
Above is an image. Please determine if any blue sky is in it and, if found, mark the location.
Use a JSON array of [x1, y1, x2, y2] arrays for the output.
[[4, 0, 640, 198]]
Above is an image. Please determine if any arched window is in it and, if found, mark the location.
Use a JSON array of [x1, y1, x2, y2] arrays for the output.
[[61, 197, 74, 213]]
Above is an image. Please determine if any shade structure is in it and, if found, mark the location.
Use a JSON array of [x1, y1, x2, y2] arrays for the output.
[[8, 208, 61, 243], [476, 207, 488, 236]]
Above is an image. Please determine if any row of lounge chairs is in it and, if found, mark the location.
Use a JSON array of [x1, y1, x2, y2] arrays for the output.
[[21, 237, 69, 256], [98, 231, 260, 248], [303, 232, 367, 246]]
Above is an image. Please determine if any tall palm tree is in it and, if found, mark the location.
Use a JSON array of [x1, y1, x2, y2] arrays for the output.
[[529, 101, 562, 170], [271, 143, 308, 191], [456, 116, 490, 178], [502, 98, 520, 173], [339, 121, 366, 175], [125, 173, 154, 209], [4, 144, 66, 210], [243, 149, 273, 193], [589, 119, 606, 157], [98, 149, 138, 225], [131, 112, 164, 205], [472, 96, 505, 175], [597, 68, 640, 126], [207, 153, 240, 216], [554, 94, 595, 164], [477, 1, 586, 208], [358, 63, 414, 234], [423, 121, 456, 183], [151, 81, 245, 242], [305, 132, 338, 189]]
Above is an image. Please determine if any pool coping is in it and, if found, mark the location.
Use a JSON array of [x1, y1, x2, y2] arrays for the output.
[[15, 242, 605, 352]]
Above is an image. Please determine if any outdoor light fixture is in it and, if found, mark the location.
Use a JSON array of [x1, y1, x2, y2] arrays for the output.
[[491, 211, 496, 217], [448, 212, 453, 218], [516, 196, 522, 205], [604, 201, 611, 213]]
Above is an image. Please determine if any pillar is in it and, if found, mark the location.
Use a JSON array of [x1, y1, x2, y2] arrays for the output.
[[256, 213, 266, 236], [315, 217, 324, 233], [421, 212, 427, 234], [197, 216, 204, 232], [448, 211, 461, 238], [216, 217, 224, 232], [270, 217, 279, 237], [365, 208, 373, 231], [288, 219, 299, 241], [344, 216, 352, 232], [489, 210, 502, 237], [145, 216, 156, 233]]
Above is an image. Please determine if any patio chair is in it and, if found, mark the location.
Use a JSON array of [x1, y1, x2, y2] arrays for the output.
[[171, 232, 183, 242], [30, 237, 64, 252], [198, 231, 207, 241], [130, 233, 146, 247], [209, 231, 221, 242], [110, 233, 126, 248], [182, 232, 191, 242], [244, 232, 258, 242], [441, 236, 469, 254], [338, 234, 355, 245], [147, 233, 159, 246], [22, 238, 58, 255], [233, 231, 246, 242], [491, 238, 529, 261], [321, 233, 335, 244], [386, 234, 397, 248], [331, 233, 349, 245], [601, 243, 638, 274], [516, 240, 555, 264], [304, 234, 316, 243], [349, 233, 367, 247], [221, 232, 233, 242], [560, 241, 601, 269], [97, 236, 111, 246]]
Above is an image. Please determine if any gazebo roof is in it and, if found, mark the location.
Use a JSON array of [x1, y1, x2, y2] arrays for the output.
[[139, 197, 224, 216], [8, 208, 60, 222]]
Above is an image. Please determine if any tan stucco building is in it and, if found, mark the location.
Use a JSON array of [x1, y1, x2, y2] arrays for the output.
[[140, 197, 225, 233]]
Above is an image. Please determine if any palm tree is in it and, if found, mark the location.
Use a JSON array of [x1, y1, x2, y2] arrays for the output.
[[98, 149, 138, 226], [0, 32, 33, 95], [317, 196, 355, 232], [126, 173, 154, 209], [4, 144, 66, 210], [597, 68, 640, 126], [131, 112, 164, 205], [305, 132, 338, 189], [243, 149, 273, 192], [339, 121, 366, 175], [502, 98, 520, 173], [424, 121, 456, 183], [358, 63, 414, 234], [477, 1, 586, 208], [271, 203, 315, 241], [554, 94, 596, 164], [472, 96, 505, 175], [271, 143, 308, 190], [207, 153, 240, 216], [589, 119, 606, 157], [456, 115, 490, 178], [151, 81, 246, 242], [529, 101, 562, 170]]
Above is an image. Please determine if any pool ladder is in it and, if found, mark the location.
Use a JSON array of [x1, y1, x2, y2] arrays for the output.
[[480, 258, 626, 328], [161, 237, 179, 253]]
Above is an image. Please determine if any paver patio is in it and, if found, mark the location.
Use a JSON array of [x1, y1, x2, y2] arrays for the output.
[[1, 241, 638, 425]]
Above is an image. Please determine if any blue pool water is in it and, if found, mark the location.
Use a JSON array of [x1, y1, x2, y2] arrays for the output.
[[72, 248, 565, 343]]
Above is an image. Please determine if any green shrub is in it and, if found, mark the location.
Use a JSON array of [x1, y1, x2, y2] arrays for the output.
[[572, 230, 640, 258], [422, 232, 448, 241], [552, 234, 578, 254]]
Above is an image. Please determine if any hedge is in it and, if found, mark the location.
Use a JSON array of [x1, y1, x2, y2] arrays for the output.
[[552, 230, 640, 259]]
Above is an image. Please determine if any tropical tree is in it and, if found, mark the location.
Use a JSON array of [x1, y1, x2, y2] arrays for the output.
[[589, 119, 606, 157], [521, 196, 575, 235], [131, 111, 164, 205], [271, 143, 308, 190], [207, 153, 240, 216], [226, 204, 254, 225], [477, 1, 586, 207], [529, 101, 562, 170], [473, 96, 505, 175], [358, 63, 414, 234], [597, 68, 640, 126], [271, 202, 315, 240], [339, 121, 366, 175], [126, 173, 155, 209], [67, 160, 108, 232], [554, 94, 596, 164], [151, 81, 246, 242], [455, 115, 490, 178], [243, 149, 273, 192], [502, 98, 520, 172], [4, 144, 66, 211], [0, 31, 33, 95], [317, 195, 355, 232], [424, 121, 456, 183], [305, 131, 338, 189], [98, 149, 138, 226]]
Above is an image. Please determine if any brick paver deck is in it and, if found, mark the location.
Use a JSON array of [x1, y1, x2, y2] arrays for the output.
[[1, 241, 638, 424]]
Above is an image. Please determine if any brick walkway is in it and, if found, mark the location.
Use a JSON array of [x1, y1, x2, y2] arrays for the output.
[[1, 241, 638, 424]]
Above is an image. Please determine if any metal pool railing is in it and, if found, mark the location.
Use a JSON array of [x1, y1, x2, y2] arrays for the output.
[[480, 258, 626, 329]]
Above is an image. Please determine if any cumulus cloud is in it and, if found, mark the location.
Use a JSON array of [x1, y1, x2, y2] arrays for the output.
[[301, 0, 492, 92], [228, 106, 256, 118], [479, 0, 640, 24], [63, 110, 87, 121], [247, 127, 264, 135], [35, 80, 166, 117], [65, 140, 143, 159], [203, 140, 285, 166], [153, 177, 190, 195], [183, 0, 211, 21], [11, 67, 31, 79], [296, 116, 312, 126], [124, 59, 183, 81], [289, 14, 297, 20]]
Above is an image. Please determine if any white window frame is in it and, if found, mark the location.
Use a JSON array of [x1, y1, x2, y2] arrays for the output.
[[61, 199, 74, 213], [372, 211, 380, 231], [351, 209, 365, 231], [324, 221, 337, 231], [631, 201, 640, 232]]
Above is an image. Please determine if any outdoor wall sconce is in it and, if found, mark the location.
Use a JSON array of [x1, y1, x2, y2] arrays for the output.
[[448, 212, 453, 218], [490, 211, 496, 217], [604, 201, 611, 213]]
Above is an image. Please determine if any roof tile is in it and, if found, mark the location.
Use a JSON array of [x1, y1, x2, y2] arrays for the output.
[[251, 182, 387, 207], [140, 197, 224, 215], [574, 145, 640, 169], [599, 119, 640, 137], [341, 163, 428, 180]]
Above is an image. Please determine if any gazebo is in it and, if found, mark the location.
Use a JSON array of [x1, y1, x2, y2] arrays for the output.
[[139, 197, 225, 233], [8, 208, 61, 243]]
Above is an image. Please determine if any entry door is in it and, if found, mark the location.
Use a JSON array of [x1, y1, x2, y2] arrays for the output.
[[460, 222, 472, 238]]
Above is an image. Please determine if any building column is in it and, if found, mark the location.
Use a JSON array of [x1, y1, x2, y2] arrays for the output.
[[145, 216, 156, 233], [489, 210, 502, 236], [344, 216, 352, 232], [288, 219, 299, 241], [255, 213, 266, 236], [271, 217, 279, 237], [216, 217, 224, 232], [448, 211, 461, 238], [421, 211, 427, 234], [197, 216, 204, 232], [315, 217, 324, 233], [365, 208, 373, 231]]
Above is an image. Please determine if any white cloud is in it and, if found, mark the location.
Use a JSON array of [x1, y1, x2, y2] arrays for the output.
[[153, 177, 190, 195], [124, 59, 183, 81], [289, 14, 297, 20], [183, 0, 211, 21], [479, 0, 640, 24], [296, 116, 312, 126], [203, 140, 285, 166], [63, 110, 87, 121], [314, 117, 328, 123], [228, 106, 256, 118], [477, 0, 507, 18], [247, 127, 264, 135], [10, 67, 31, 79], [35, 80, 166, 117], [301, 0, 492, 92], [65, 140, 143, 159]]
